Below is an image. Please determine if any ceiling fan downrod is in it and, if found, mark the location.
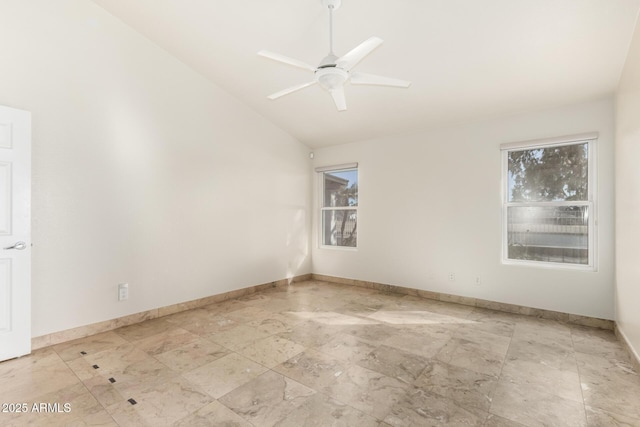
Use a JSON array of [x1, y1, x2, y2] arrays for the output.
[[326, 0, 339, 56]]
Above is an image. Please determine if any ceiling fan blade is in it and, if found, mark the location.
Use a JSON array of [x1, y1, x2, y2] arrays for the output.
[[258, 50, 316, 72], [336, 37, 383, 71], [350, 71, 411, 88], [267, 81, 317, 100], [330, 87, 347, 111]]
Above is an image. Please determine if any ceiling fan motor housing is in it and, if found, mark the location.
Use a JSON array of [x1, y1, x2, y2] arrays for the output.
[[315, 67, 349, 91]]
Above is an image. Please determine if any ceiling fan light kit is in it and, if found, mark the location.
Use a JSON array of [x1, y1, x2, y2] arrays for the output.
[[258, 0, 410, 112]]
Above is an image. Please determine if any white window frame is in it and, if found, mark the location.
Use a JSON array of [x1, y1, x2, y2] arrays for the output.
[[317, 163, 358, 250], [500, 133, 597, 271]]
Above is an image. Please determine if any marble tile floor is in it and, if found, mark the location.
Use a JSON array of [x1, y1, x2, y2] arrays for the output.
[[1, 280, 639, 426]]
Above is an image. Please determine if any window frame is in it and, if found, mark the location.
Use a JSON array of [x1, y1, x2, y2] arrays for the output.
[[318, 165, 358, 250], [501, 135, 597, 271]]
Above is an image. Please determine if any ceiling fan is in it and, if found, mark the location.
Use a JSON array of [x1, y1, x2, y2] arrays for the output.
[[258, 0, 411, 112]]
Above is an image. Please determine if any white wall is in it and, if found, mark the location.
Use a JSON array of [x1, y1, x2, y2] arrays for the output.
[[312, 98, 615, 319], [0, 0, 311, 337], [615, 20, 640, 358]]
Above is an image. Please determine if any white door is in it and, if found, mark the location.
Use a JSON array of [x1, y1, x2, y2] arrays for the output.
[[0, 105, 31, 362]]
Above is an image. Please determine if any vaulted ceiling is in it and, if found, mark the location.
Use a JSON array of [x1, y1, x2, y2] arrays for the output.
[[92, 0, 640, 148]]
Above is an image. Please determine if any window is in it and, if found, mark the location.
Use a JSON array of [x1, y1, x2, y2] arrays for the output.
[[501, 134, 596, 269], [317, 164, 358, 248]]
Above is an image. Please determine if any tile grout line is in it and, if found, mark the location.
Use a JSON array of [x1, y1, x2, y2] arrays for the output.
[[482, 311, 517, 425], [569, 327, 590, 426]]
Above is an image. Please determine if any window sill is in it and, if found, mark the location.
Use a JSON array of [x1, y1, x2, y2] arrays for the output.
[[319, 245, 358, 252], [502, 258, 596, 272]]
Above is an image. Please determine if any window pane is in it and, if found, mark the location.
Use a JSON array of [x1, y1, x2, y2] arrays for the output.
[[322, 209, 357, 247], [508, 143, 588, 202], [323, 169, 358, 207], [507, 206, 588, 265]]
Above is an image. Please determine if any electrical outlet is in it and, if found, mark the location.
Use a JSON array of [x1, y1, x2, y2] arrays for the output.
[[118, 283, 129, 301], [475, 276, 481, 286], [448, 273, 455, 281]]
